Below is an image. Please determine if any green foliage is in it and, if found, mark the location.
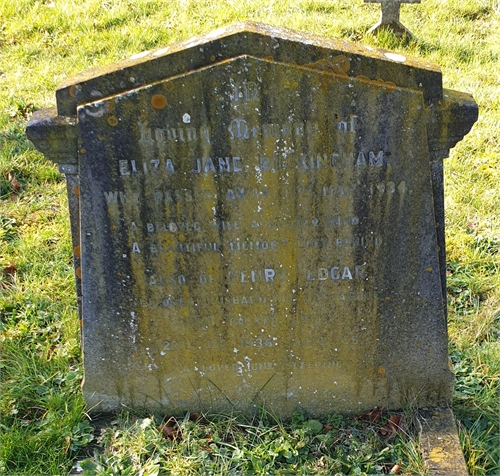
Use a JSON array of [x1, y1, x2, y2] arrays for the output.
[[0, 0, 499, 474], [0, 216, 18, 241], [451, 345, 500, 475], [79, 411, 422, 475], [0, 298, 85, 474]]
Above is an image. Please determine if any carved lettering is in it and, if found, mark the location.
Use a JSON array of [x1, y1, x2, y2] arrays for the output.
[[230, 81, 259, 103], [138, 122, 210, 145], [357, 151, 384, 167], [192, 157, 242, 174], [291, 360, 340, 369], [228, 119, 249, 139], [306, 265, 366, 281]]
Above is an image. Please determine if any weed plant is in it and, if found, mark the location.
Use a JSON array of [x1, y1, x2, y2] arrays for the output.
[[1, 0, 499, 475], [78, 409, 424, 475]]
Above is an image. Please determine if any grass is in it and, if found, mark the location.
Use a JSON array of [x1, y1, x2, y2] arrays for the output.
[[1, 0, 499, 474], [77, 409, 424, 475]]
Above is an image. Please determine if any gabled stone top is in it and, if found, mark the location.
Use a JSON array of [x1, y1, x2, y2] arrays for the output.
[[56, 21, 442, 116]]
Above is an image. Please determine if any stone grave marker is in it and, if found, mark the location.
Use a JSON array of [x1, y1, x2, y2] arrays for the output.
[[27, 22, 477, 416], [364, 0, 421, 37]]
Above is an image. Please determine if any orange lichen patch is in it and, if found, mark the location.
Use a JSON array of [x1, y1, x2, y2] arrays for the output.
[[318, 76, 335, 92], [303, 56, 350, 77], [162, 81, 175, 92], [377, 366, 386, 375], [304, 59, 336, 72], [283, 79, 299, 89], [356, 76, 398, 91], [79, 148, 86, 154], [356, 75, 371, 84], [429, 447, 446, 462], [151, 94, 168, 109], [97, 135, 104, 140], [76, 267, 82, 279], [68, 84, 81, 98], [426, 267, 433, 272], [332, 55, 350, 74], [375, 79, 398, 92], [107, 116, 119, 126], [74, 185, 80, 196], [74, 246, 81, 258]]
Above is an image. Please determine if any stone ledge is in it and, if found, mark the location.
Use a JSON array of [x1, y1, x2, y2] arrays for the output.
[[420, 407, 469, 476]]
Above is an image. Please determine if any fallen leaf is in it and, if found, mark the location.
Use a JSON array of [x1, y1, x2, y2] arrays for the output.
[[158, 416, 181, 440], [158, 424, 180, 440], [390, 463, 401, 474], [3, 263, 17, 276], [165, 417, 177, 428], [11, 178, 20, 192], [379, 425, 391, 436], [358, 407, 383, 423], [379, 415, 404, 438], [64, 435, 71, 454], [8, 171, 19, 190], [388, 415, 403, 431], [7, 171, 20, 200], [188, 412, 209, 424]]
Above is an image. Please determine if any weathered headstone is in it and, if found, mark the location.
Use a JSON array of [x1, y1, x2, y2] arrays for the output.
[[27, 22, 477, 416], [364, 0, 421, 37]]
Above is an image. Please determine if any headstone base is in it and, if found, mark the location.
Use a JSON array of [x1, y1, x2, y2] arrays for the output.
[[367, 21, 416, 39], [420, 407, 469, 476]]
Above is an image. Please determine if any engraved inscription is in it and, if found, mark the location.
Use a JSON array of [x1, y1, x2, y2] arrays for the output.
[[228, 81, 260, 103], [116, 151, 388, 176]]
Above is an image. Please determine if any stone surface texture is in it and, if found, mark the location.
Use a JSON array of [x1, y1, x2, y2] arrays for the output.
[[26, 22, 478, 416]]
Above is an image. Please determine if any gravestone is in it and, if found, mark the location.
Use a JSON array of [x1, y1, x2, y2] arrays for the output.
[[364, 0, 421, 37], [27, 22, 477, 416]]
